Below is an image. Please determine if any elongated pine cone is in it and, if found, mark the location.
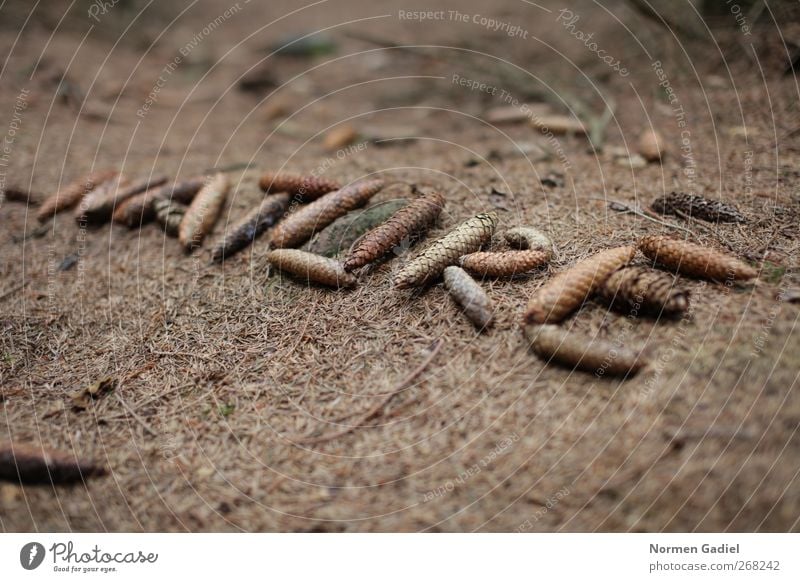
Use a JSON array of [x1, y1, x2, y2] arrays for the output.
[[269, 178, 384, 249], [598, 266, 689, 318], [460, 250, 549, 277], [267, 249, 356, 288], [153, 198, 185, 236], [343, 190, 445, 271], [394, 212, 498, 288], [651, 192, 745, 223], [77, 174, 167, 225], [0, 441, 106, 484], [523, 246, 636, 324], [179, 173, 230, 250], [638, 235, 757, 282], [258, 171, 341, 202], [112, 176, 204, 227], [523, 324, 645, 377], [443, 266, 494, 329], [211, 193, 290, 263], [36, 169, 118, 222], [504, 226, 553, 256]]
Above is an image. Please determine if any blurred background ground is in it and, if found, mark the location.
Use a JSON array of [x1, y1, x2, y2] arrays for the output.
[[0, 0, 798, 531]]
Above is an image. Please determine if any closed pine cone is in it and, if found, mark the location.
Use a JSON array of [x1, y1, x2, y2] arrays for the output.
[[258, 171, 341, 202], [36, 169, 118, 222], [598, 266, 689, 317], [460, 250, 549, 277], [443, 266, 494, 329], [638, 235, 757, 282], [651, 191, 745, 223], [523, 246, 636, 324], [394, 212, 498, 288], [267, 249, 356, 288]]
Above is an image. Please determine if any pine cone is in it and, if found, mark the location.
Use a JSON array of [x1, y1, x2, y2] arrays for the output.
[[77, 174, 168, 225], [269, 179, 384, 249], [153, 198, 185, 236], [0, 441, 106, 484], [343, 191, 445, 271], [598, 266, 689, 317], [179, 174, 230, 250], [393, 212, 498, 289], [638, 235, 757, 282], [651, 191, 746, 223], [258, 171, 341, 202], [36, 169, 118, 222], [523, 324, 645, 377], [460, 250, 549, 277], [112, 176, 205, 227], [504, 226, 553, 256], [443, 266, 494, 329], [267, 249, 356, 288], [211, 193, 290, 263], [523, 246, 636, 324]]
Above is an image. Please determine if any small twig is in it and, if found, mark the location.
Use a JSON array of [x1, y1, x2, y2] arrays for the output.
[[597, 198, 697, 236], [115, 391, 157, 437], [293, 339, 443, 445]]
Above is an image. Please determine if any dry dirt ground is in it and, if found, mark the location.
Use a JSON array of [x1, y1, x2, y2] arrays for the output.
[[1, 0, 799, 532]]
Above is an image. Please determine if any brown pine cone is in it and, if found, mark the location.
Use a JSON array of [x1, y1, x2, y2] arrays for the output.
[[258, 171, 341, 202], [651, 192, 745, 223], [77, 174, 168, 225], [523, 324, 645, 377], [638, 235, 757, 282], [267, 249, 356, 288], [394, 212, 498, 289], [0, 441, 106, 484], [460, 250, 549, 277], [504, 226, 553, 256], [179, 174, 230, 250], [36, 169, 118, 222], [443, 266, 494, 329], [343, 190, 445, 271], [598, 266, 689, 318], [269, 178, 384, 249], [211, 193, 290, 263], [523, 246, 636, 324], [112, 176, 205, 227], [153, 198, 186, 236]]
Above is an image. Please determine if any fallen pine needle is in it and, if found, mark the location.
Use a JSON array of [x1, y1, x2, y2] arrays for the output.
[[293, 339, 443, 445], [598, 198, 697, 237]]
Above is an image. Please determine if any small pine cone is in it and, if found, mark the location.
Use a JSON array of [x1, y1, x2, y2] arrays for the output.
[[270, 179, 384, 249], [598, 266, 689, 317], [267, 249, 356, 288], [443, 266, 494, 329], [504, 226, 553, 256], [0, 441, 106, 484], [211, 193, 290, 263], [460, 250, 549, 277], [179, 174, 230, 250], [153, 198, 185, 236], [638, 235, 757, 282], [523, 324, 645, 377], [523, 246, 636, 324], [36, 169, 118, 222], [258, 171, 341, 202], [651, 191, 746, 223], [394, 212, 498, 289], [77, 174, 168, 225], [343, 190, 445, 271], [112, 177, 205, 227]]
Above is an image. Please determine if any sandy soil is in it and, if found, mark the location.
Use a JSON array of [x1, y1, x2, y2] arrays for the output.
[[0, 0, 798, 531]]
